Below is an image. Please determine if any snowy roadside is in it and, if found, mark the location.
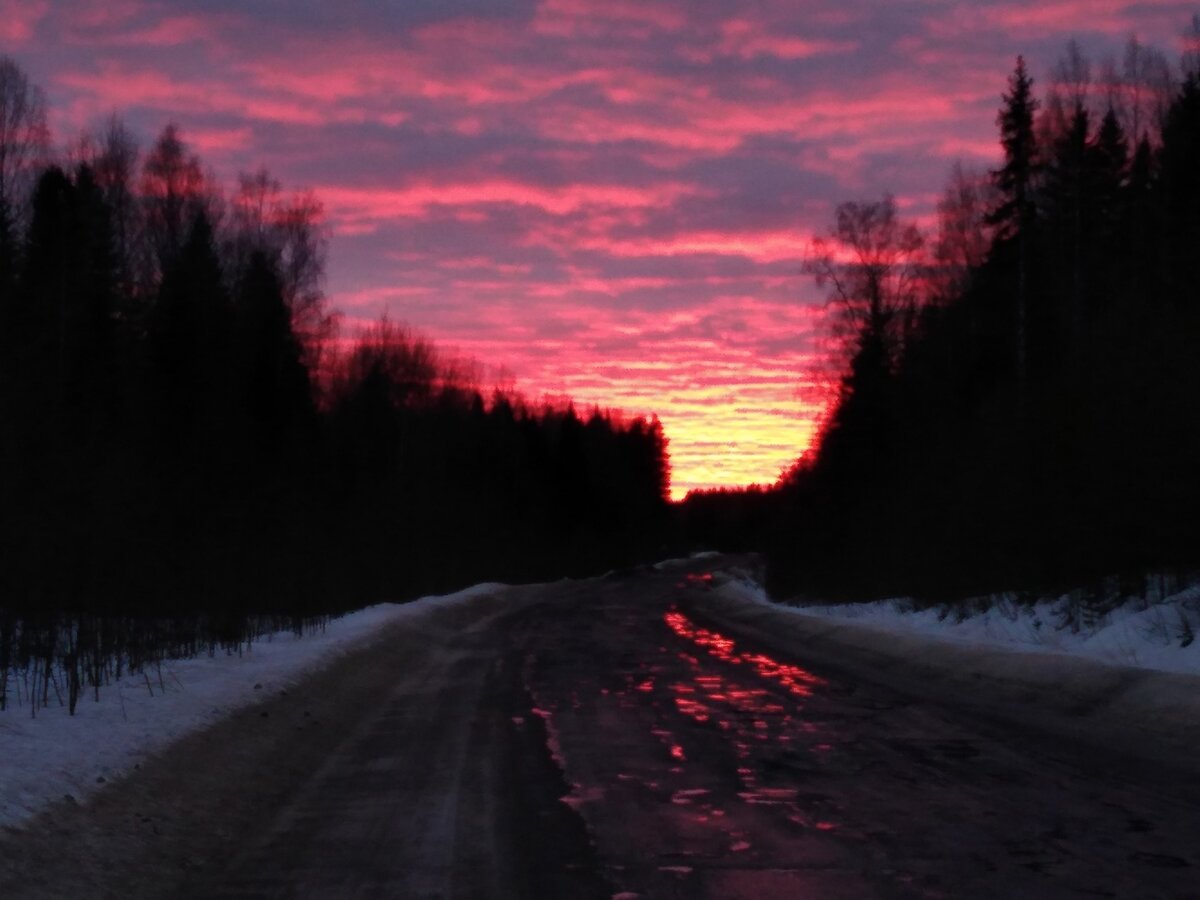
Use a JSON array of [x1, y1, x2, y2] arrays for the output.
[[683, 567, 1200, 777], [709, 570, 1200, 677], [0, 582, 506, 828]]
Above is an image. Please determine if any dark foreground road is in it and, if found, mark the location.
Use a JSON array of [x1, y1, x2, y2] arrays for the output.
[[4, 560, 1199, 898]]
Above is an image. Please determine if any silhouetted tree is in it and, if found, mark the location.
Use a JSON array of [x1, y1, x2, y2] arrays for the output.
[[92, 115, 141, 302], [737, 22, 1200, 604], [931, 163, 992, 305], [234, 250, 314, 455], [1108, 36, 1173, 145], [141, 124, 208, 284], [0, 56, 674, 704], [150, 212, 228, 427], [989, 56, 1039, 387], [0, 56, 48, 229], [227, 169, 333, 360], [804, 194, 925, 366], [1158, 72, 1200, 302]]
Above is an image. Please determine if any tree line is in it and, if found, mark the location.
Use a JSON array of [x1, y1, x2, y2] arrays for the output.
[[0, 58, 670, 711], [685, 24, 1200, 605]]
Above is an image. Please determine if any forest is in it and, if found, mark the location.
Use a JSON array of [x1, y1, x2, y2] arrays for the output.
[[685, 28, 1200, 606], [6, 22, 1200, 712], [0, 59, 671, 711]]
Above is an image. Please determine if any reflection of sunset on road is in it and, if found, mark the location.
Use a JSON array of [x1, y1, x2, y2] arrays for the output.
[[661, 606, 844, 837], [11, 1, 1197, 495], [664, 608, 826, 698]]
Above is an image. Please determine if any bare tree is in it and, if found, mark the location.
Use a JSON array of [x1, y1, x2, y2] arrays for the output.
[[228, 167, 334, 361], [1099, 36, 1174, 146], [1056, 39, 1093, 113], [141, 124, 208, 282], [0, 56, 49, 225], [931, 163, 993, 304], [803, 194, 925, 367], [87, 115, 143, 298], [1040, 41, 1094, 155], [1183, 14, 1200, 82], [331, 316, 439, 414], [229, 167, 281, 266]]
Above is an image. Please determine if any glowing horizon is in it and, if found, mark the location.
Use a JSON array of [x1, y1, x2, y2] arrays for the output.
[[6, 0, 1196, 499]]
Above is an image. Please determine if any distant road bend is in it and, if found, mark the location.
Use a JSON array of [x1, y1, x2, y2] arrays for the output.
[[4, 556, 1199, 899]]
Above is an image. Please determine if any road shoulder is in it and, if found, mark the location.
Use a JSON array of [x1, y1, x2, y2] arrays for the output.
[[683, 578, 1200, 783], [0, 587, 531, 899]]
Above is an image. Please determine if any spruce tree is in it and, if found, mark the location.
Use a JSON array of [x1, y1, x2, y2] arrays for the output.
[[988, 57, 1039, 386]]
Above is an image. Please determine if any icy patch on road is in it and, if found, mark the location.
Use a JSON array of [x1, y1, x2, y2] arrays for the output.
[[0, 582, 506, 828], [712, 572, 1200, 676]]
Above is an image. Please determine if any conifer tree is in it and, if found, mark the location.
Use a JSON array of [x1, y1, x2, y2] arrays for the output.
[[988, 56, 1039, 386], [1158, 74, 1200, 301]]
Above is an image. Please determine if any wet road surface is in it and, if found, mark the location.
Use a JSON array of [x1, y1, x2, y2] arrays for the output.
[[200, 567, 1200, 899]]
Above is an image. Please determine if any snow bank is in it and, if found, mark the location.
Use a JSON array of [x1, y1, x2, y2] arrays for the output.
[[688, 568, 1200, 777], [0, 582, 507, 828], [711, 572, 1200, 677], [652, 550, 721, 571]]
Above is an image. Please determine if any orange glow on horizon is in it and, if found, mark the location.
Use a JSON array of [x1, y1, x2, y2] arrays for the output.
[[322, 320, 827, 500]]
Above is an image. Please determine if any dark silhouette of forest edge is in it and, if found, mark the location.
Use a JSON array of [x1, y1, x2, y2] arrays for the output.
[[683, 22, 1200, 621], [0, 60, 669, 713]]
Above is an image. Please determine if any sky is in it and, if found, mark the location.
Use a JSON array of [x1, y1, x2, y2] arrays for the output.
[[4, 0, 1197, 497]]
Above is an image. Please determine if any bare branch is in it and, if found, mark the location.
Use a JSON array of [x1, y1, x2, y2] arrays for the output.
[[803, 194, 926, 365]]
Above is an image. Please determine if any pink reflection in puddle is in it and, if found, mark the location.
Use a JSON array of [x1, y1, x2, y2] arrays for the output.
[[660, 608, 847, 837], [664, 610, 825, 698], [659, 865, 694, 876], [671, 788, 711, 805], [741, 787, 799, 803]]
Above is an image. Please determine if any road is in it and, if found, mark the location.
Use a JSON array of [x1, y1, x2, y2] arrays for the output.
[[200, 563, 1198, 899], [4, 561, 1199, 898]]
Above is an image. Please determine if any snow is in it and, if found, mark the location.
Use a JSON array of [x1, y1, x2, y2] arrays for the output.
[[7, 560, 1198, 831], [694, 567, 1200, 776], [652, 550, 722, 570], [712, 572, 1200, 677], [0, 582, 506, 828]]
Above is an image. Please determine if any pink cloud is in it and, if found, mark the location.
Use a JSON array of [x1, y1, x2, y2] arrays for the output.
[[0, 0, 48, 42], [319, 178, 701, 229], [533, 0, 689, 38], [931, 0, 1196, 39], [19, 0, 1197, 496], [529, 227, 815, 264], [185, 125, 253, 154], [986, 0, 1155, 33], [70, 0, 144, 29], [69, 13, 222, 47], [56, 65, 379, 126], [717, 19, 859, 60]]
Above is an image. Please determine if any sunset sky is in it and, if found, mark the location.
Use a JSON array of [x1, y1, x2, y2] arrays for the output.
[[5, 0, 1196, 497]]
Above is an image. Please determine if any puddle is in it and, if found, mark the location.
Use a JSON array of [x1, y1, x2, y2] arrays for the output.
[[658, 865, 694, 875], [658, 609, 847, 837]]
